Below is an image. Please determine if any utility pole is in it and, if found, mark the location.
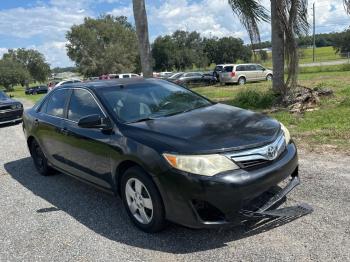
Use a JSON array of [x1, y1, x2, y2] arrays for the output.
[[313, 2, 316, 62]]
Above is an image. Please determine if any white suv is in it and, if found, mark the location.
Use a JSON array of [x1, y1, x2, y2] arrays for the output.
[[219, 64, 273, 85]]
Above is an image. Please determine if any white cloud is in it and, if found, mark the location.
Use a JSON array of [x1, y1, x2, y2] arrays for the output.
[[149, 0, 248, 39], [0, 48, 8, 59], [35, 41, 74, 68], [0, 6, 87, 40]]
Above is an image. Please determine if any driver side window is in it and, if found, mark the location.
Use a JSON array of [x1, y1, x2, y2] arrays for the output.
[[68, 89, 104, 122]]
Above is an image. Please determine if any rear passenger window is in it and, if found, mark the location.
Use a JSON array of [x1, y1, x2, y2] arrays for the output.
[[46, 89, 69, 117], [224, 66, 233, 72], [123, 75, 130, 78], [236, 65, 245, 71], [68, 89, 104, 122], [247, 65, 257, 71]]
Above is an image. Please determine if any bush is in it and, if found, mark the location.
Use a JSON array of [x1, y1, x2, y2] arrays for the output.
[[231, 89, 276, 109]]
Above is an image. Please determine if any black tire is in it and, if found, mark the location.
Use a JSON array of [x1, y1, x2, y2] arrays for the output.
[[121, 166, 166, 233], [238, 77, 246, 85], [30, 139, 56, 176], [266, 74, 273, 81]]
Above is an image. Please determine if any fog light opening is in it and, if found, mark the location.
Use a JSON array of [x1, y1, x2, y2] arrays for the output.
[[192, 200, 226, 222]]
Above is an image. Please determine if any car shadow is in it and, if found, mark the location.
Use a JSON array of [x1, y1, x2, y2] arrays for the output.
[[0, 121, 22, 128], [5, 157, 307, 254]]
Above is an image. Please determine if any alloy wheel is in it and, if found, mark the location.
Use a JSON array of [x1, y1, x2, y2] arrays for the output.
[[125, 178, 153, 224]]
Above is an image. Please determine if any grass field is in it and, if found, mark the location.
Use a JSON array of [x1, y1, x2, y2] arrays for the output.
[[259, 46, 347, 68]]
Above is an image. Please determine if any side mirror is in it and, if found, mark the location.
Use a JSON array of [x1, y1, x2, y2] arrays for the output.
[[78, 114, 112, 130], [9, 94, 14, 98]]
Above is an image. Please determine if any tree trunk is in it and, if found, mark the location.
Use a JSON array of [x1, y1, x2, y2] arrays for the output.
[[132, 0, 153, 78], [271, 0, 285, 94]]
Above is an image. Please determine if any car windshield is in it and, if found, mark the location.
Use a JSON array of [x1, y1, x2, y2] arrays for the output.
[[97, 81, 213, 123], [0, 91, 9, 100]]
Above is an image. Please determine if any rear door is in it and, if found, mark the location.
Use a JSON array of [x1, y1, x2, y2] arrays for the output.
[[60, 88, 113, 189], [35, 88, 70, 168]]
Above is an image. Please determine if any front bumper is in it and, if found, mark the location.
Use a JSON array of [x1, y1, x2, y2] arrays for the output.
[[0, 109, 23, 125], [156, 142, 301, 228]]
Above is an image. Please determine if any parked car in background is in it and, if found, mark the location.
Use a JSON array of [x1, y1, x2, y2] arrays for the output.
[[169, 72, 216, 87], [25, 85, 48, 95], [219, 64, 273, 85], [167, 72, 184, 80], [158, 72, 173, 79], [48, 79, 82, 92], [110, 73, 140, 79], [0, 91, 23, 125], [23, 78, 304, 233]]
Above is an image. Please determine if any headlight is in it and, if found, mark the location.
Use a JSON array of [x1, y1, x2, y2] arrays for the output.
[[163, 153, 239, 176], [16, 103, 22, 109], [280, 122, 291, 144]]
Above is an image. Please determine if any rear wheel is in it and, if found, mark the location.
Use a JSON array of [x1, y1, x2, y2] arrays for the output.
[[238, 77, 246, 85], [121, 166, 166, 233], [266, 74, 273, 81], [30, 139, 55, 176]]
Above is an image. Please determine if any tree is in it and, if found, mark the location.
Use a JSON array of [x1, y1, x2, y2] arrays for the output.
[[66, 15, 138, 77], [132, 0, 153, 77], [0, 59, 30, 91], [333, 28, 350, 55], [259, 49, 268, 62], [3, 48, 50, 83], [152, 31, 250, 71]]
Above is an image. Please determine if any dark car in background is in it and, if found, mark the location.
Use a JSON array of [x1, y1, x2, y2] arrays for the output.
[[0, 91, 23, 125], [168, 72, 216, 87], [25, 85, 48, 95], [22, 78, 309, 233]]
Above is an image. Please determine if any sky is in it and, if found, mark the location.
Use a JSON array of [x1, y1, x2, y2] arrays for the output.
[[0, 0, 349, 68]]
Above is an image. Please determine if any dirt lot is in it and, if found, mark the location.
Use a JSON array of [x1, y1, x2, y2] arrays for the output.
[[0, 101, 349, 261]]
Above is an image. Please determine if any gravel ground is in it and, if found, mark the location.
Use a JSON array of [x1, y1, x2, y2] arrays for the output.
[[0, 100, 349, 261]]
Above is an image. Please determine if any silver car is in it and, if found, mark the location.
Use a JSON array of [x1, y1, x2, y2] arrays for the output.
[[219, 64, 273, 85]]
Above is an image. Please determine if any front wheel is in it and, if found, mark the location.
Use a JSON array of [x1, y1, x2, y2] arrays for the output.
[[121, 167, 166, 233], [266, 74, 273, 81]]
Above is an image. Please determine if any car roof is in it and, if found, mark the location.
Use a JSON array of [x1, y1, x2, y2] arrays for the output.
[[55, 78, 165, 91]]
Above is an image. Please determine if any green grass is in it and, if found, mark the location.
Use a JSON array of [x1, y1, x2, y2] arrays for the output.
[[193, 70, 350, 151], [260, 46, 347, 68], [3, 85, 45, 103]]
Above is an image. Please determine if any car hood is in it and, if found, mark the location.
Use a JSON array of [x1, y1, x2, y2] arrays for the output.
[[0, 98, 18, 106], [121, 103, 281, 154]]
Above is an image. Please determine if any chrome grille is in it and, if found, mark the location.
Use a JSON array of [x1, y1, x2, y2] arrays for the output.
[[225, 134, 286, 169]]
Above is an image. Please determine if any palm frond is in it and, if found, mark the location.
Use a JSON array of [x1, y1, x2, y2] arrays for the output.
[[344, 0, 350, 14], [228, 0, 269, 45]]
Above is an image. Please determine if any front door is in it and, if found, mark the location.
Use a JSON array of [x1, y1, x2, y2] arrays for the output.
[[60, 88, 113, 189]]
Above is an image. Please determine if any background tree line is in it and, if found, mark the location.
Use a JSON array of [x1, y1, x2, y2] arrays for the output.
[[253, 30, 350, 50], [0, 49, 50, 91], [152, 31, 252, 71]]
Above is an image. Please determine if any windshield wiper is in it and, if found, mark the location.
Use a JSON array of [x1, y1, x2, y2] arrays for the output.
[[125, 116, 160, 124]]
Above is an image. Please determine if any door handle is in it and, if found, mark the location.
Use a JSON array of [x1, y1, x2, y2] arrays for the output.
[[61, 127, 69, 135], [34, 119, 39, 127]]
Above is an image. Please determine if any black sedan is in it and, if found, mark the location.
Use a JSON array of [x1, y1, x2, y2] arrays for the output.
[[23, 79, 310, 232], [25, 85, 48, 95], [0, 91, 23, 125], [168, 72, 216, 87]]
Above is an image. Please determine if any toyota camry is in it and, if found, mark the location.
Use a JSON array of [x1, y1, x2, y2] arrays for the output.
[[22, 78, 308, 232]]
